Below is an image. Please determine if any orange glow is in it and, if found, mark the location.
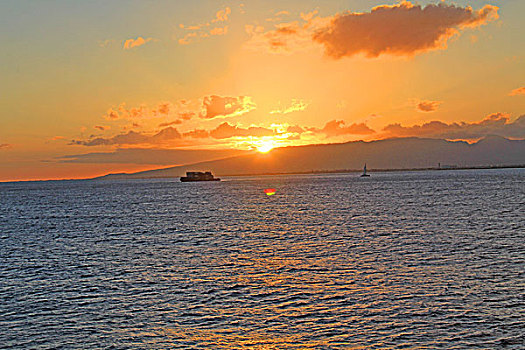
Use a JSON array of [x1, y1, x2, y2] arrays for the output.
[[0, 1, 520, 182], [256, 140, 276, 153]]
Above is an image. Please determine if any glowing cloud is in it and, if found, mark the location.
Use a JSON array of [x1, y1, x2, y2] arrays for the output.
[[319, 120, 375, 136], [200, 95, 256, 119], [313, 2, 499, 58], [183, 129, 209, 139], [158, 120, 182, 127], [178, 6, 231, 45], [209, 122, 274, 139], [210, 26, 229, 36], [509, 87, 525, 96], [382, 113, 525, 140], [245, 19, 322, 54], [123, 36, 156, 50], [416, 100, 443, 112], [104, 102, 173, 120], [213, 7, 231, 22], [71, 127, 182, 146], [178, 32, 198, 45], [270, 99, 309, 114]]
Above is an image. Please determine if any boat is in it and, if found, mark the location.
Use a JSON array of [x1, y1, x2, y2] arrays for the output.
[[360, 164, 370, 177], [180, 171, 221, 182]]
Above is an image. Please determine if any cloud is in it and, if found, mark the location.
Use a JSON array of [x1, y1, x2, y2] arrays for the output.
[[71, 127, 182, 146], [509, 87, 525, 96], [270, 99, 309, 114], [99, 39, 115, 48], [157, 111, 195, 126], [416, 100, 442, 112], [178, 32, 198, 45], [313, 1, 499, 58], [266, 10, 291, 22], [158, 120, 182, 127], [179, 111, 195, 120], [317, 120, 375, 136], [123, 36, 156, 50], [213, 7, 231, 22], [286, 125, 305, 134], [0, 143, 11, 149], [209, 122, 275, 139], [94, 125, 110, 131], [200, 95, 256, 119], [210, 26, 229, 36], [382, 113, 525, 140], [178, 6, 231, 45], [183, 129, 210, 139], [245, 19, 323, 54], [104, 102, 173, 120]]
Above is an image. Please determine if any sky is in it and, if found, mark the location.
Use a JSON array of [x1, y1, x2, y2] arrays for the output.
[[0, 0, 524, 181]]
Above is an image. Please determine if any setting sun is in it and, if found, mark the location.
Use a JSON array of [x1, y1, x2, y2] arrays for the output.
[[256, 140, 276, 153]]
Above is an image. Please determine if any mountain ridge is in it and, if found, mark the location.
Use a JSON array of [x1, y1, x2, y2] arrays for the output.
[[95, 136, 525, 180]]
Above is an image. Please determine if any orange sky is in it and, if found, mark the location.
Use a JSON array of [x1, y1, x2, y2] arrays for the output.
[[0, 0, 524, 181]]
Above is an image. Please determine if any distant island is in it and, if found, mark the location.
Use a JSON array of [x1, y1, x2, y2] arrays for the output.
[[93, 136, 525, 180]]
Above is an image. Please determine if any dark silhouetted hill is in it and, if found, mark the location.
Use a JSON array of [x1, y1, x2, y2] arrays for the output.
[[95, 136, 525, 179]]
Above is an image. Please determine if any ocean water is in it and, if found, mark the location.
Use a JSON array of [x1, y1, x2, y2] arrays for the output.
[[1, 169, 524, 349]]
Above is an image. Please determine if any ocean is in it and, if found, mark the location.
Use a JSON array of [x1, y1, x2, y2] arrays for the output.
[[1, 169, 524, 349]]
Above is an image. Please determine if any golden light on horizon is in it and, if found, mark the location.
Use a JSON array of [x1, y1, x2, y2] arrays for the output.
[[256, 139, 276, 153]]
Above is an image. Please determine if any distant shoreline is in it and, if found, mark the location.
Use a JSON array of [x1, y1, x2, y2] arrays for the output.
[[2, 164, 524, 184], [219, 164, 525, 178]]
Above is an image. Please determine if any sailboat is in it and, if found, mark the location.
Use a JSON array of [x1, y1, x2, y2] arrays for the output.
[[360, 163, 370, 177]]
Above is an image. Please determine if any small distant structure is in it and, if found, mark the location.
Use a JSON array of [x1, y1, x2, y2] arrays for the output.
[[180, 171, 220, 182], [360, 163, 370, 177], [441, 164, 458, 169]]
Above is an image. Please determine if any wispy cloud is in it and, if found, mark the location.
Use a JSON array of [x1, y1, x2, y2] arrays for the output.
[[0, 143, 12, 149], [123, 36, 157, 50], [270, 99, 309, 114], [509, 86, 525, 96], [245, 13, 326, 54], [416, 100, 443, 112], [266, 10, 290, 22], [213, 7, 231, 23], [104, 102, 173, 120], [210, 26, 229, 36], [159, 120, 182, 128], [98, 39, 115, 48], [178, 6, 231, 45]]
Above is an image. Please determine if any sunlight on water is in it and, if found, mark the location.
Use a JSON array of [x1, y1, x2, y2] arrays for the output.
[[0, 169, 524, 349]]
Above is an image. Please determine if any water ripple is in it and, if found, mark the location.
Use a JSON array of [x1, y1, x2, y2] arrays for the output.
[[1, 169, 524, 349]]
